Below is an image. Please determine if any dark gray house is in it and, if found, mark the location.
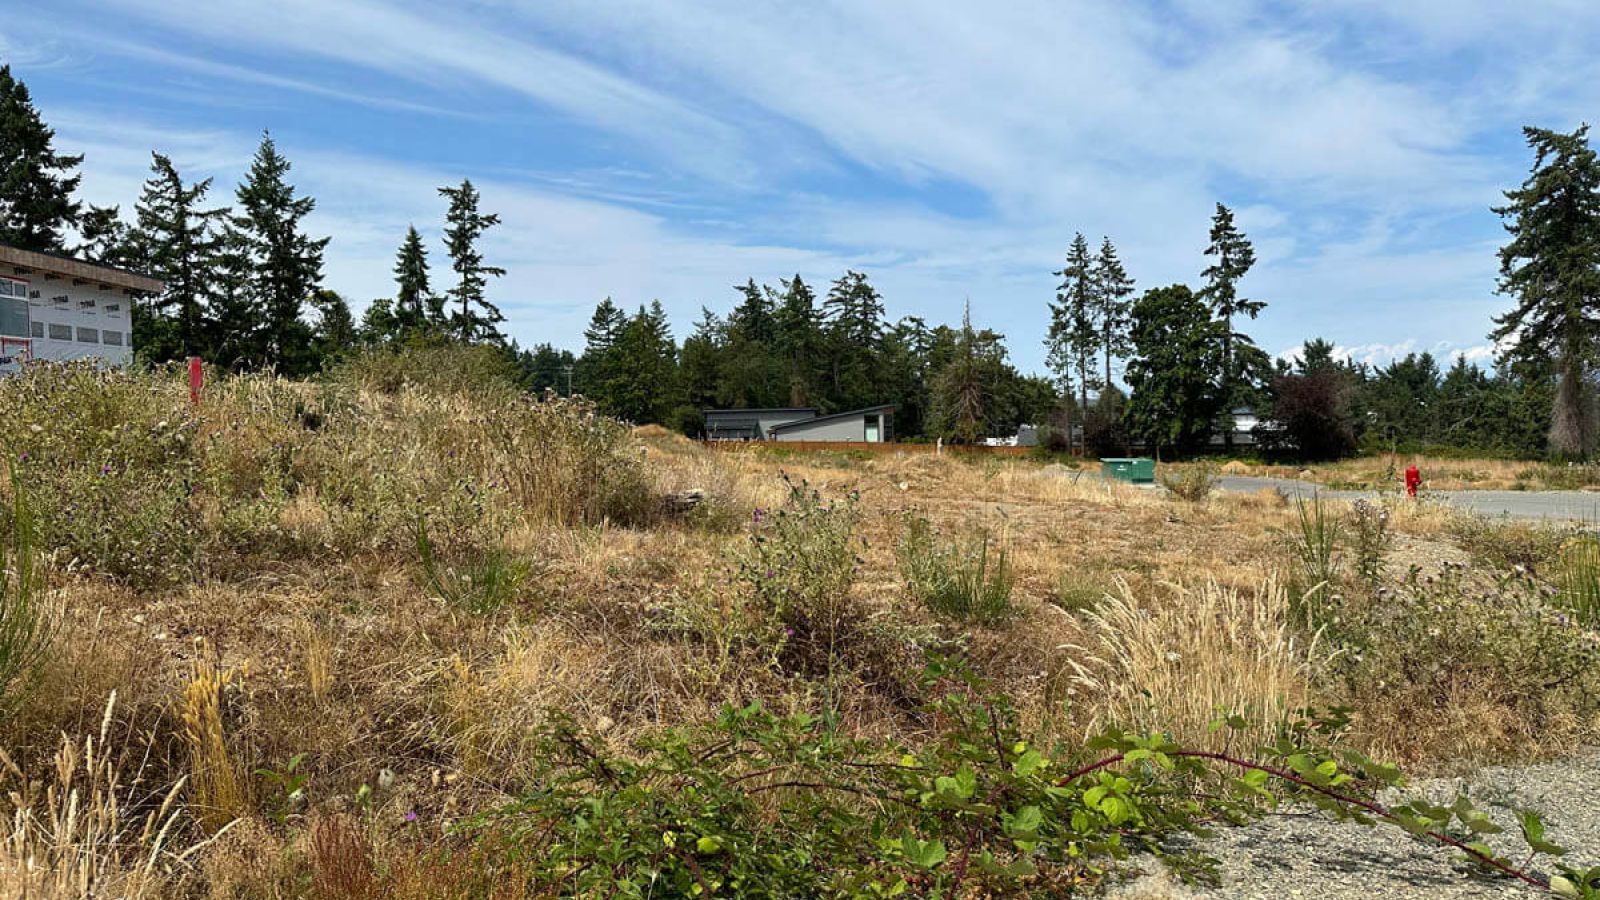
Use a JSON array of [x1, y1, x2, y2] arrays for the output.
[[703, 408, 817, 440], [703, 404, 896, 442]]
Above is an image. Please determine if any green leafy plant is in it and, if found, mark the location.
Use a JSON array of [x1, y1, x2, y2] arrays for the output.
[[897, 515, 1015, 625], [1160, 464, 1217, 503], [1449, 515, 1571, 575], [464, 658, 1590, 898], [255, 752, 311, 826]]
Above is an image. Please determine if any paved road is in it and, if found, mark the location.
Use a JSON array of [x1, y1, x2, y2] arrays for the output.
[[1215, 475, 1600, 522]]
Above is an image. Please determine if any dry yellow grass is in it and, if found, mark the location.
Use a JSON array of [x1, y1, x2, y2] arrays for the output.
[[0, 695, 210, 899], [6, 361, 1589, 893], [1067, 577, 1324, 750], [180, 643, 249, 834]]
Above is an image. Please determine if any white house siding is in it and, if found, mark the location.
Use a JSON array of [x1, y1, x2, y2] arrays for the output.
[[0, 246, 155, 374]]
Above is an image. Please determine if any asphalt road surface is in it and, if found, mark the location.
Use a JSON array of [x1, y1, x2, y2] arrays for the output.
[[1214, 475, 1600, 522]]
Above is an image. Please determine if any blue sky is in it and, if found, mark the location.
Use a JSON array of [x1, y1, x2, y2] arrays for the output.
[[4, 0, 1598, 374]]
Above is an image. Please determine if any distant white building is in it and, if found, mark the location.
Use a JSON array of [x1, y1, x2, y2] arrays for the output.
[[0, 244, 163, 374]]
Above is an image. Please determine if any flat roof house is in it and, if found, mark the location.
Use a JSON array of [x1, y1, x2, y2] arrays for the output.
[[0, 244, 164, 374], [703, 404, 896, 443], [768, 405, 895, 442], [703, 408, 819, 440]]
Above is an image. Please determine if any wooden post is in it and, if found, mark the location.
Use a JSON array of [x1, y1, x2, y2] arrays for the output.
[[188, 356, 203, 406]]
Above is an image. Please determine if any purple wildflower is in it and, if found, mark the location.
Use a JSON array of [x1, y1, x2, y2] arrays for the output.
[[753, 508, 765, 524], [765, 569, 775, 578], [404, 811, 418, 823]]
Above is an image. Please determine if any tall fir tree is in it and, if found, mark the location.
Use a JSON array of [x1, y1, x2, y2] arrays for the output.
[[1491, 125, 1600, 458], [603, 302, 679, 423], [438, 179, 506, 343], [134, 152, 225, 360], [1092, 236, 1135, 391], [0, 65, 81, 252], [679, 308, 727, 413], [1198, 203, 1263, 450], [233, 131, 328, 374], [208, 221, 259, 369], [76, 205, 137, 268], [822, 270, 887, 408], [773, 274, 822, 406], [393, 224, 435, 332], [1048, 233, 1100, 427], [577, 297, 627, 398]]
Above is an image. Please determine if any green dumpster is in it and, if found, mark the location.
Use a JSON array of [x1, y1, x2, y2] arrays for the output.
[[1099, 457, 1155, 483]]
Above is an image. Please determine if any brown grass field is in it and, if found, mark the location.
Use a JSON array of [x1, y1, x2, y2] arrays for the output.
[[1, 355, 1596, 897]]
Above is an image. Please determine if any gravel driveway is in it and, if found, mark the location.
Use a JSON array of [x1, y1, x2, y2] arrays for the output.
[[1214, 475, 1600, 522], [1113, 750, 1600, 898]]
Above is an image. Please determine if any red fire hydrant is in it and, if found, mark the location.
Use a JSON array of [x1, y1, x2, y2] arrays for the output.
[[1404, 464, 1421, 498]]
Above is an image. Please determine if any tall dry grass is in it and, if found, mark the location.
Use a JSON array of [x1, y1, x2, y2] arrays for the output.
[[180, 644, 249, 833], [0, 695, 212, 898], [1068, 577, 1324, 750]]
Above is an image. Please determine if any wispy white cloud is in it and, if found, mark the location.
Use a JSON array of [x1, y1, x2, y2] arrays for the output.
[[16, 0, 1572, 370]]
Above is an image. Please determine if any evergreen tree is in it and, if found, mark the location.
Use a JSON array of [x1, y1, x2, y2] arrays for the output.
[[929, 303, 1012, 442], [721, 279, 786, 408], [1092, 236, 1135, 390], [438, 179, 506, 343], [1199, 203, 1263, 450], [729, 278, 776, 344], [393, 225, 435, 332], [0, 65, 81, 251], [1296, 337, 1342, 374], [1048, 233, 1099, 427], [311, 288, 356, 364], [773, 274, 822, 406], [1491, 125, 1600, 458], [208, 221, 259, 369], [233, 132, 328, 374], [1123, 284, 1224, 455], [134, 152, 225, 360], [577, 297, 627, 398], [360, 297, 399, 346], [822, 270, 887, 408], [516, 342, 577, 395], [76, 205, 137, 268], [679, 308, 727, 413], [603, 302, 679, 423]]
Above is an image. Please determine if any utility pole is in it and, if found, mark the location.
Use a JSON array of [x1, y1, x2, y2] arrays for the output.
[[561, 364, 574, 396]]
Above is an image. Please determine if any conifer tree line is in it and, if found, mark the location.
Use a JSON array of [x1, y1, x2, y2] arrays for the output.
[[0, 61, 1593, 457]]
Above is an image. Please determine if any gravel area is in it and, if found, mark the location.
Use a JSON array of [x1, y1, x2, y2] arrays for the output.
[[1111, 751, 1600, 898]]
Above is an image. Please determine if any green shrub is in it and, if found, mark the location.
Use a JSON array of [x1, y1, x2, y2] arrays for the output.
[[1346, 498, 1392, 587], [1327, 564, 1600, 762], [0, 362, 200, 586], [0, 482, 52, 711], [897, 516, 1015, 625], [1160, 464, 1216, 503], [331, 338, 522, 397], [414, 515, 535, 616], [738, 478, 864, 675], [0, 360, 656, 583], [1448, 515, 1572, 575]]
